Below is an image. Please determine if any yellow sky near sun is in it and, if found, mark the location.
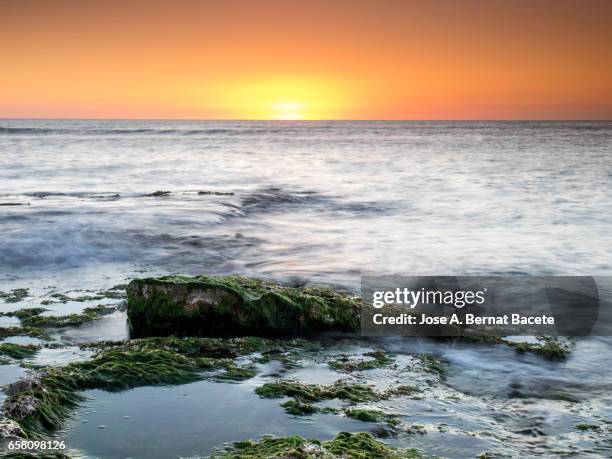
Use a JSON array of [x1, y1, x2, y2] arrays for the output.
[[194, 77, 356, 120], [1, 0, 611, 119]]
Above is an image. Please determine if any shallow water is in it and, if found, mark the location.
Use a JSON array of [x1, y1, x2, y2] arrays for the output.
[[57, 340, 612, 458], [64, 381, 369, 459], [1, 120, 612, 457]]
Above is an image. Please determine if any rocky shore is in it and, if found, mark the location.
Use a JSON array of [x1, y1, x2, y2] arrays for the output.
[[0, 276, 604, 459]]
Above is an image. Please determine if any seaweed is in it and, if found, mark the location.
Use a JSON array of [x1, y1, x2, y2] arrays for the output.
[[1, 305, 115, 329], [215, 364, 258, 381], [86, 336, 298, 358], [576, 423, 601, 432], [344, 409, 400, 426], [386, 385, 423, 398], [329, 350, 395, 372], [18, 305, 116, 328], [3, 348, 211, 437], [3, 376, 85, 439], [255, 380, 379, 403], [0, 343, 40, 359], [44, 293, 106, 304], [324, 432, 422, 458], [256, 379, 419, 406], [442, 336, 571, 360], [1, 308, 48, 320], [510, 337, 569, 360], [0, 326, 51, 341], [218, 432, 423, 458], [0, 289, 29, 303], [417, 354, 446, 378], [280, 399, 320, 416], [220, 434, 322, 458]]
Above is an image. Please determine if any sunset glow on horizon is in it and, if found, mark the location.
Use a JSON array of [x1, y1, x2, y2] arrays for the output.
[[1, 0, 611, 120]]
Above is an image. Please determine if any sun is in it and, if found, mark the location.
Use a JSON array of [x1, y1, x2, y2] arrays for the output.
[[270, 101, 306, 120], [201, 76, 352, 120]]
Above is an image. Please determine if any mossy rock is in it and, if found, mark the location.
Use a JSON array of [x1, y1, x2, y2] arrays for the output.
[[127, 275, 362, 338]]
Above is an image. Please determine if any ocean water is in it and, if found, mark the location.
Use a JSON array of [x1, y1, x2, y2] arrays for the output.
[[1, 120, 612, 458], [1, 120, 611, 290]]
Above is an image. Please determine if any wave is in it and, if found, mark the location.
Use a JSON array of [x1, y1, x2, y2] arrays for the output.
[[0, 126, 197, 135], [239, 187, 326, 214], [0, 127, 61, 134], [212, 186, 398, 219], [0, 221, 264, 269]]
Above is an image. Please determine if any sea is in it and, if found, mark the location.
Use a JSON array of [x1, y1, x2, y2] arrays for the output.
[[1, 120, 611, 458]]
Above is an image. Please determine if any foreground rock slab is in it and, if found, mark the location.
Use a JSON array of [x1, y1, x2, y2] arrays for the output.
[[127, 275, 362, 338]]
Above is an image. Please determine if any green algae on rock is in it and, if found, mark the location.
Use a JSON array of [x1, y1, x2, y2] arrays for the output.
[[344, 408, 401, 425], [324, 432, 423, 458], [126, 275, 362, 338], [0, 343, 40, 360], [256, 380, 423, 409], [280, 399, 321, 416], [510, 336, 570, 360], [441, 335, 571, 360], [1, 305, 116, 329], [218, 431, 423, 458], [20, 305, 116, 328], [39, 287, 126, 306], [328, 350, 395, 372], [214, 364, 258, 382], [0, 289, 29, 303], [0, 326, 51, 341], [255, 380, 381, 403], [575, 423, 601, 432], [0, 308, 48, 320], [417, 354, 446, 378]]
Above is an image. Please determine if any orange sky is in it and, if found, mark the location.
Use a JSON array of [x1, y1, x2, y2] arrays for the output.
[[1, 0, 611, 120]]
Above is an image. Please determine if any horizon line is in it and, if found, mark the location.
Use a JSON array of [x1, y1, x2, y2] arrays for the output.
[[1, 117, 611, 122]]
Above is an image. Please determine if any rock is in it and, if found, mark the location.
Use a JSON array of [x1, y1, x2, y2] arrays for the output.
[[197, 190, 234, 196], [0, 417, 25, 439], [146, 190, 171, 197], [4, 394, 40, 421], [3, 377, 43, 396], [126, 275, 362, 338]]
